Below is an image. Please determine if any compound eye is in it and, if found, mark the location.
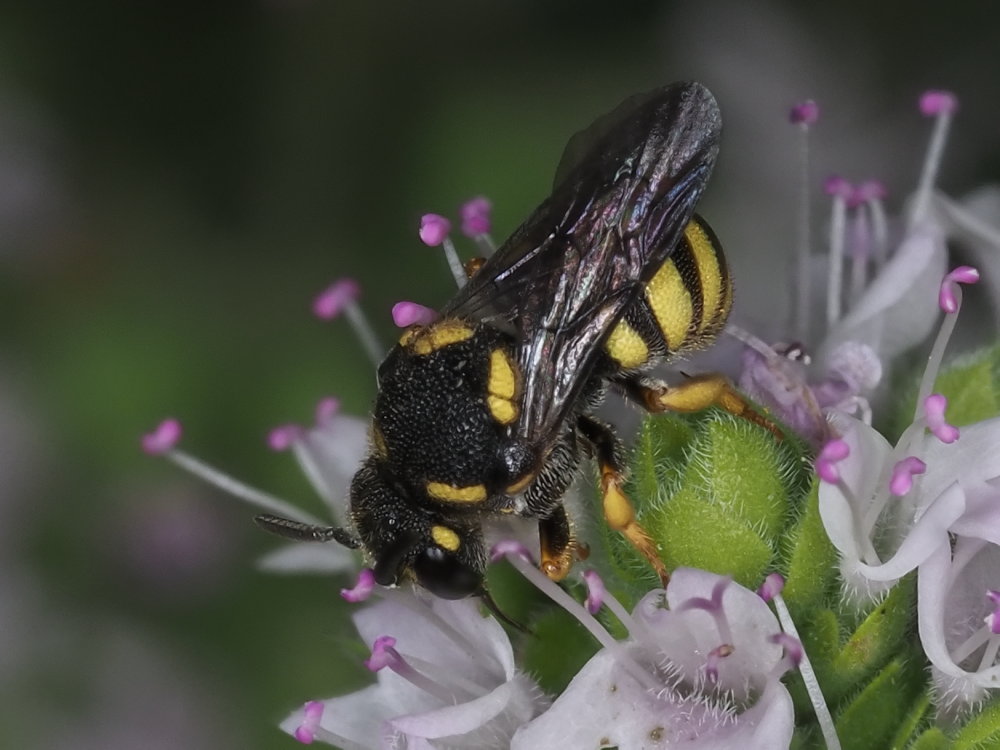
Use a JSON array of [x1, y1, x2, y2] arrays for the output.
[[412, 545, 482, 600]]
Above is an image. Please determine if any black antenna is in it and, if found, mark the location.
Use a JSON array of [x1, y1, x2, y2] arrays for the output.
[[254, 514, 361, 549]]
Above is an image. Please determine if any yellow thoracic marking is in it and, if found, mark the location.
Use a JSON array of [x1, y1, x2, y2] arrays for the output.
[[684, 220, 725, 333], [488, 349, 516, 398], [605, 319, 650, 369], [646, 259, 693, 350], [487, 395, 517, 424], [431, 525, 461, 552], [426, 481, 487, 504], [399, 319, 475, 354], [487, 348, 518, 424]]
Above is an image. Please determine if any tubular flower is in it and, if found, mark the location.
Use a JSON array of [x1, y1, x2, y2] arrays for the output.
[[280, 587, 548, 749]]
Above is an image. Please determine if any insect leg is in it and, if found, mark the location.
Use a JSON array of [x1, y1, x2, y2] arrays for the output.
[[254, 514, 361, 548], [538, 504, 575, 582], [622, 373, 781, 438], [576, 415, 669, 585], [463, 257, 487, 279]]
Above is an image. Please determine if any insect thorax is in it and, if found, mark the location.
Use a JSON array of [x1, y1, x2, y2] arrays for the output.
[[371, 319, 535, 512]]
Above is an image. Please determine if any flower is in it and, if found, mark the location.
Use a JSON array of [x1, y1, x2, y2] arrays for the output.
[[735, 88, 1000, 449], [502, 560, 798, 749], [280, 585, 548, 749], [142, 392, 368, 576], [916, 416, 1000, 718]]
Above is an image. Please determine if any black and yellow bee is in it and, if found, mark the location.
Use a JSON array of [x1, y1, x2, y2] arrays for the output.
[[257, 82, 770, 599]]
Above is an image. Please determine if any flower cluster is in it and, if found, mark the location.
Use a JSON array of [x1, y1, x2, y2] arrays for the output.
[[143, 88, 1000, 748]]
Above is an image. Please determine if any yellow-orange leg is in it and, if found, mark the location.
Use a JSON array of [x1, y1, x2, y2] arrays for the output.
[[538, 505, 575, 582], [464, 257, 487, 279], [632, 373, 782, 439], [578, 415, 670, 585]]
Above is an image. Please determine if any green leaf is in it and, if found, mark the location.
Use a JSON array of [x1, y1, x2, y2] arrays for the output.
[[827, 579, 915, 698], [833, 653, 926, 750], [519, 606, 600, 695], [953, 694, 1000, 749], [909, 728, 953, 750], [781, 480, 839, 615], [620, 409, 811, 591], [887, 692, 934, 749], [888, 344, 1000, 438]]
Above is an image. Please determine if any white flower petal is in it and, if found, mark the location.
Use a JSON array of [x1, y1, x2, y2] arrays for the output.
[[853, 482, 964, 581], [919, 538, 1000, 690], [920, 417, 1000, 505], [255, 543, 357, 574], [819, 226, 947, 367], [818, 416, 892, 561], [296, 414, 369, 523], [695, 682, 795, 750], [663, 568, 784, 694], [512, 648, 712, 750], [280, 685, 398, 749], [389, 676, 533, 742], [353, 592, 512, 684]]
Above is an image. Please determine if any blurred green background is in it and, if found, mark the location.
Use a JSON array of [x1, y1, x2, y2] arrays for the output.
[[2, 1, 999, 748]]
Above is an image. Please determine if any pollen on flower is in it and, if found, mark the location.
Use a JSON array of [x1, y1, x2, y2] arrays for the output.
[[939, 265, 980, 313], [704, 643, 734, 684], [312, 278, 361, 320], [490, 539, 535, 564], [889, 456, 927, 496], [460, 196, 493, 237], [854, 179, 887, 202], [294, 700, 325, 744], [919, 90, 958, 116], [823, 175, 853, 199], [815, 439, 850, 483], [267, 424, 301, 452], [141, 418, 182, 455], [582, 569, 606, 614], [419, 213, 452, 247], [365, 635, 398, 672], [757, 573, 785, 602], [392, 300, 437, 328], [314, 396, 340, 425], [340, 568, 376, 603], [924, 394, 960, 443], [768, 633, 803, 667], [789, 100, 819, 125]]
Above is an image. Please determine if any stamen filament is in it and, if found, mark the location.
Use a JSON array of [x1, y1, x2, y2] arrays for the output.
[[915, 288, 960, 415], [166, 449, 324, 525], [866, 195, 889, 269], [772, 593, 841, 750], [949, 626, 991, 665], [599, 585, 648, 644], [386, 653, 463, 704], [309, 726, 368, 750], [343, 300, 385, 368], [794, 116, 813, 340], [442, 237, 467, 288], [290, 439, 335, 507], [979, 636, 1000, 672], [825, 179, 850, 327], [473, 234, 497, 256], [911, 95, 956, 227], [501, 552, 660, 692], [849, 208, 870, 302]]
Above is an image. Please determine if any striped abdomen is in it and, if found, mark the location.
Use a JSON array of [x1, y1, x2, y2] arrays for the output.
[[603, 215, 732, 371]]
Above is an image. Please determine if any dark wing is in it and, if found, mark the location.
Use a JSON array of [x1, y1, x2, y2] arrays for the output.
[[442, 82, 721, 447]]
